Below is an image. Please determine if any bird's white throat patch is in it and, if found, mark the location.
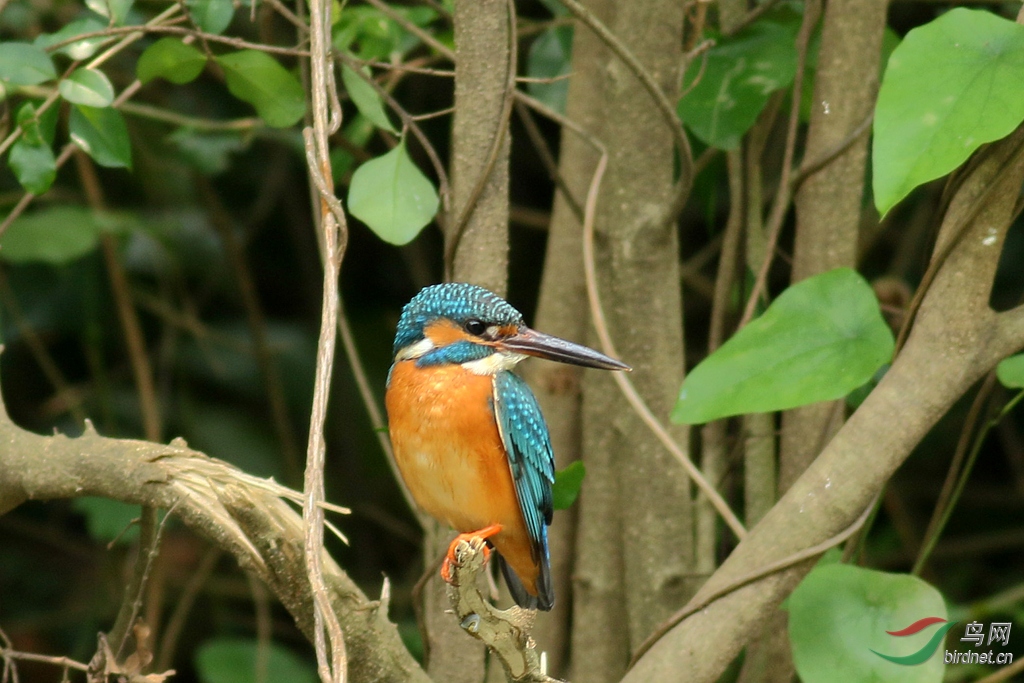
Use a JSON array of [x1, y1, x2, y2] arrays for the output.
[[395, 337, 435, 361], [462, 351, 527, 375]]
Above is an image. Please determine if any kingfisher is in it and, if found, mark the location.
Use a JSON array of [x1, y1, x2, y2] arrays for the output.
[[385, 283, 629, 611]]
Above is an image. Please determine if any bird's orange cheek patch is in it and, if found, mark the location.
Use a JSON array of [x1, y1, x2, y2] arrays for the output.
[[424, 319, 473, 346]]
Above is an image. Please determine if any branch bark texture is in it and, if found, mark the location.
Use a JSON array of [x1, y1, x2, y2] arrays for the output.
[[568, 1, 693, 681], [0, 407, 429, 683], [624, 126, 1024, 683]]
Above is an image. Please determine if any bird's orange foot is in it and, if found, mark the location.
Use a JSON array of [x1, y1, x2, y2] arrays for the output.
[[440, 524, 503, 584]]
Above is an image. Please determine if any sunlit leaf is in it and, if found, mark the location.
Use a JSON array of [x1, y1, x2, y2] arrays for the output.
[[137, 38, 207, 84], [552, 461, 585, 510], [69, 104, 132, 168], [527, 25, 572, 114], [59, 67, 115, 107], [341, 65, 396, 133], [788, 565, 949, 683], [34, 17, 109, 60], [0, 42, 56, 85], [8, 137, 56, 194], [85, 0, 134, 25], [672, 268, 894, 424], [215, 50, 305, 128], [187, 0, 234, 35], [0, 206, 102, 264], [348, 138, 439, 245], [997, 354, 1024, 389], [195, 638, 316, 683], [873, 9, 1024, 215], [678, 7, 801, 150]]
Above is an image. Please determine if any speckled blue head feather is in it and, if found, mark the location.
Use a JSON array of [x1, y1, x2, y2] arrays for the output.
[[392, 283, 524, 359]]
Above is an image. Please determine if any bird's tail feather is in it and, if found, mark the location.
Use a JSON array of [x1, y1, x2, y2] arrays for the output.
[[495, 551, 554, 611]]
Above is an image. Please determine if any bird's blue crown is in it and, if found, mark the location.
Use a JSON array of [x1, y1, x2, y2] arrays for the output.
[[392, 283, 523, 359]]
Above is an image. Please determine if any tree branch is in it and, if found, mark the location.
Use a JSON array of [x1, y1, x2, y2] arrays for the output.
[[0, 397, 429, 683]]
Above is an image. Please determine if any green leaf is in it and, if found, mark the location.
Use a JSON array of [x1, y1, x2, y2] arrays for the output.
[[215, 50, 305, 128], [16, 102, 44, 145], [137, 38, 207, 84], [9, 137, 56, 194], [59, 67, 115, 107], [34, 17, 110, 60], [71, 497, 140, 544], [997, 354, 1024, 389], [69, 104, 132, 169], [187, 0, 234, 35], [873, 9, 1024, 215], [552, 461, 585, 510], [347, 138, 439, 245], [195, 638, 317, 683], [333, 6, 438, 61], [527, 25, 572, 115], [85, 0, 134, 25], [0, 206, 102, 264], [0, 43, 56, 85], [678, 8, 801, 150], [672, 268, 894, 424], [788, 564, 948, 683], [341, 65, 396, 133]]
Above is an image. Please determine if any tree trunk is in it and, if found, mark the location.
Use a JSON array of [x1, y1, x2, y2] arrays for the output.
[[568, 2, 693, 681]]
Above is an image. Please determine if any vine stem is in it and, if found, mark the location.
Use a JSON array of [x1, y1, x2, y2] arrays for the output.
[[301, 0, 348, 676]]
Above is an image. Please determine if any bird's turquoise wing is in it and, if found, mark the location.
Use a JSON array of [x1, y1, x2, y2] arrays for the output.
[[491, 371, 554, 554]]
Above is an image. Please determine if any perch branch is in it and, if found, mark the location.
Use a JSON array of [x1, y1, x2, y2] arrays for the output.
[[443, 538, 561, 682]]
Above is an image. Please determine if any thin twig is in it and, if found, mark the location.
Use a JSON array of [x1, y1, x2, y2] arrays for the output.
[[724, 0, 785, 36], [335, 52, 451, 219], [739, 0, 821, 327], [514, 98, 584, 222], [791, 112, 873, 190], [43, 24, 309, 56]]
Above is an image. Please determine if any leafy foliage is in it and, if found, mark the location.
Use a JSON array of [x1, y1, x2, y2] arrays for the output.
[[347, 138, 439, 245], [677, 5, 801, 150], [69, 105, 132, 168], [137, 38, 207, 84], [215, 50, 306, 128], [195, 638, 317, 683], [673, 268, 894, 424], [552, 461, 585, 510], [788, 565, 948, 683], [873, 9, 1024, 214]]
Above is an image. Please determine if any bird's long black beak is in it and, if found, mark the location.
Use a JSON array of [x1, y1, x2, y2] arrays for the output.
[[500, 327, 631, 371]]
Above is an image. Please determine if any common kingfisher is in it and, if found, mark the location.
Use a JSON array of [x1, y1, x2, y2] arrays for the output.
[[386, 283, 630, 611]]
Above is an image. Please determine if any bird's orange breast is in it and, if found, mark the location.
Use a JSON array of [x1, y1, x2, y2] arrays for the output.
[[385, 360, 540, 593]]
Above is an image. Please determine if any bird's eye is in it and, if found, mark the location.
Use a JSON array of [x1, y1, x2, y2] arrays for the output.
[[465, 319, 487, 336]]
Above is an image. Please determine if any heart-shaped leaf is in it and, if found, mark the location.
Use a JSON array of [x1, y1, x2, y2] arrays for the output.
[[672, 268, 894, 424], [788, 565, 949, 683], [347, 138, 439, 245], [873, 9, 1024, 214], [0, 206, 103, 264]]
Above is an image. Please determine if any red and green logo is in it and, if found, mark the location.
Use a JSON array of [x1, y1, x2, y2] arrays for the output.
[[870, 617, 958, 665]]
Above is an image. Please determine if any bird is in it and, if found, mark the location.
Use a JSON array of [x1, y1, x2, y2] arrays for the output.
[[385, 283, 630, 611]]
